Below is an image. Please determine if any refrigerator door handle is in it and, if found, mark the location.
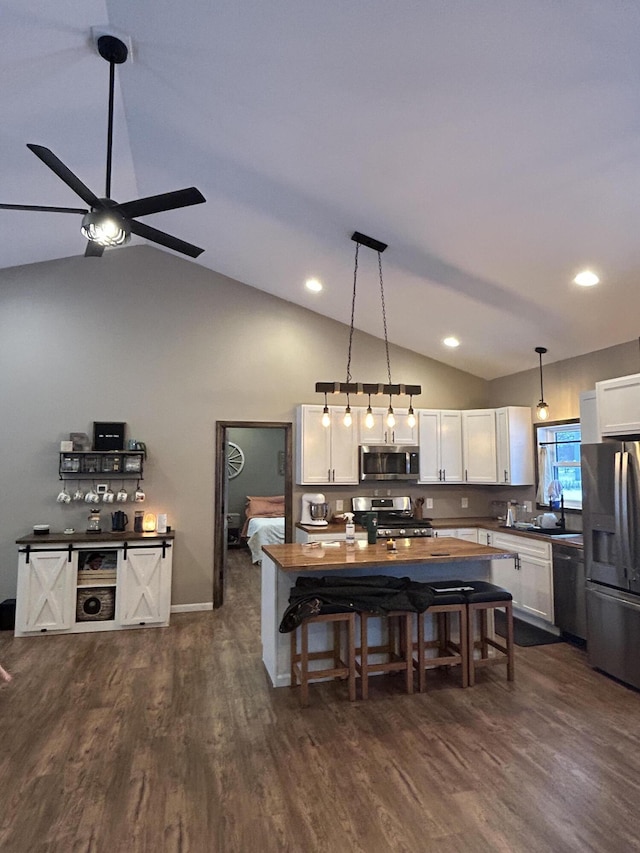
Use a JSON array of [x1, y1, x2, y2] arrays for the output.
[[620, 451, 632, 577]]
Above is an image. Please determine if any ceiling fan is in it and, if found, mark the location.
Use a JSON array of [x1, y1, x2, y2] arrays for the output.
[[0, 34, 206, 258]]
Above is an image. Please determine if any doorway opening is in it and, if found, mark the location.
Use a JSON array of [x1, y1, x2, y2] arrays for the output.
[[214, 420, 293, 607]]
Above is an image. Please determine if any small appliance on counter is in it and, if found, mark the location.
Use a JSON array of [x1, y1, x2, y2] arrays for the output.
[[86, 509, 102, 533], [351, 496, 433, 539], [300, 493, 329, 526]]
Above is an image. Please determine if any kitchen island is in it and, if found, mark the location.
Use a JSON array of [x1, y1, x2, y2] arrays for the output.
[[261, 537, 512, 687]]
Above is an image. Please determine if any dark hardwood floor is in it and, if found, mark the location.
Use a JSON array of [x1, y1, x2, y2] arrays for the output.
[[2, 548, 640, 852]]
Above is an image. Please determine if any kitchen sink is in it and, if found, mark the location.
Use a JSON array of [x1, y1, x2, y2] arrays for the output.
[[500, 525, 581, 538]]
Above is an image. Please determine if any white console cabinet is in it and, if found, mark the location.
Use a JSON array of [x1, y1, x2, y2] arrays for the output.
[[15, 533, 174, 637]]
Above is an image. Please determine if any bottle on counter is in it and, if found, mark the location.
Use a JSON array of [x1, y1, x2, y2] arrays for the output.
[[344, 512, 356, 545], [367, 513, 378, 545]]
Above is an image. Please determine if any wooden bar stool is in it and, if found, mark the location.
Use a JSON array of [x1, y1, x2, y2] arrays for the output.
[[414, 581, 468, 691], [290, 610, 357, 708], [463, 581, 515, 685], [356, 610, 414, 700]]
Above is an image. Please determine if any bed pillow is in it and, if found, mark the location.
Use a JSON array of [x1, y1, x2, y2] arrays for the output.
[[245, 496, 285, 519]]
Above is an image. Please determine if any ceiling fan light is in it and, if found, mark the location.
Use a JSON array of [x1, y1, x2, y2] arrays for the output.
[[81, 210, 130, 247]]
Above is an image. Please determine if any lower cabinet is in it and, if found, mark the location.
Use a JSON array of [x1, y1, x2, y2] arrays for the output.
[[15, 536, 173, 636], [433, 528, 478, 543], [490, 531, 553, 622]]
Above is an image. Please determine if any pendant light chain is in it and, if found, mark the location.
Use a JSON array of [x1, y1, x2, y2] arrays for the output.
[[378, 250, 392, 387], [345, 242, 359, 385]]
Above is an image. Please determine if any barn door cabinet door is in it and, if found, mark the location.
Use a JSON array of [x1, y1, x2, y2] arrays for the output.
[[15, 549, 76, 633], [119, 545, 172, 626]]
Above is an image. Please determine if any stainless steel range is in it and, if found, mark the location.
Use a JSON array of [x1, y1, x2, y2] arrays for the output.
[[351, 496, 433, 538]]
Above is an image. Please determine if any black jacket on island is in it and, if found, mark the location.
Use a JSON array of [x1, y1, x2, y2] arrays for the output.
[[279, 575, 435, 633]]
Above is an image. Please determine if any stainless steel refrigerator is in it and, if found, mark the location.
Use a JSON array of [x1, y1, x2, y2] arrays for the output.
[[582, 440, 640, 689]]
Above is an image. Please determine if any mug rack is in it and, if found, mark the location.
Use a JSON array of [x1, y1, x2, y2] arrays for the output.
[[59, 451, 145, 480]]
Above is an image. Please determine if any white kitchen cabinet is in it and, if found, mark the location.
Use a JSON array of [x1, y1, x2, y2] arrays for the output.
[[418, 410, 463, 483], [596, 373, 640, 436], [15, 536, 173, 637], [295, 527, 367, 543], [490, 531, 553, 623], [495, 406, 534, 485], [358, 407, 418, 446], [477, 529, 493, 546], [433, 528, 478, 543], [296, 405, 358, 485], [462, 409, 497, 483], [579, 390, 601, 444]]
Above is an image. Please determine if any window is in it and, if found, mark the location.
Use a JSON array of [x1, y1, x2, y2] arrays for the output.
[[535, 419, 582, 510]]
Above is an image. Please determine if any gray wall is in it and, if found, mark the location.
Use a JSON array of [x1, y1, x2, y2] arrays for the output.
[[0, 245, 487, 604], [227, 427, 285, 519]]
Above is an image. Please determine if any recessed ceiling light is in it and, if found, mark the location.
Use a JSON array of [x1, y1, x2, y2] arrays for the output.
[[443, 336, 460, 348], [305, 278, 323, 293], [573, 270, 600, 287]]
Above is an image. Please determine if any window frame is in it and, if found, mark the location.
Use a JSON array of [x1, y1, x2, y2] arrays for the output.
[[534, 417, 582, 512]]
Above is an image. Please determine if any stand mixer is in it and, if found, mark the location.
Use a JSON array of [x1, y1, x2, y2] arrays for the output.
[[300, 492, 329, 526]]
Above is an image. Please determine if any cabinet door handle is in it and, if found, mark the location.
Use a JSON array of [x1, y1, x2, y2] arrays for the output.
[[504, 470, 508, 483], [465, 469, 468, 481], [328, 469, 331, 481], [384, 431, 388, 443]]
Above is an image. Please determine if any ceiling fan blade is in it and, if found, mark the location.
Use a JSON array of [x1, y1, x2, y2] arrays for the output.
[[84, 240, 105, 258], [0, 203, 87, 214], [129, 220, 204, 258], [27, 144, 103, 209], [115, 187, 206, 220]]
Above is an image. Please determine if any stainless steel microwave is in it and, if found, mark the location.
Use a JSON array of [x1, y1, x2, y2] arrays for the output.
[[359, 445, 420, 481]]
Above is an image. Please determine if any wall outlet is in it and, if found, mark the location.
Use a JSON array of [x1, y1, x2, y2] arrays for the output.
[[335, 499, 344, 512], [461, 497, 469, 508], [523, 501, 532, 514], [426, 498, 433, 509]]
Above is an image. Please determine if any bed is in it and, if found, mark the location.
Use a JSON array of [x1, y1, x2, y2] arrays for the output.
[[241, 495, 285, 564]]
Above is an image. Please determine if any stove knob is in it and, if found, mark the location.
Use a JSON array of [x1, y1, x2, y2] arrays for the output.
[[398, 528, 406, 535]]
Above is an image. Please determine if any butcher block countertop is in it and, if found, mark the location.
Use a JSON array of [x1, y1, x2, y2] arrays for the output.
[[262, 537, 512, 573]]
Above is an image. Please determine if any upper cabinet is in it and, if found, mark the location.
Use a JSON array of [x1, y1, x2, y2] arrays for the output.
[[495, 406, 534, 485], [579, 390, 601, 444], [596, 374, 640, 437], [417, 410, 463, 483], [358, 407, 418, 446], [296, 405, 359, 485], [462, 409, 497, 483]]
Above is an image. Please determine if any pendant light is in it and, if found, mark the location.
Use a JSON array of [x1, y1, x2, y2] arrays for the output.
[[535, 346, 550, 421], [316, 232, 421, 425]]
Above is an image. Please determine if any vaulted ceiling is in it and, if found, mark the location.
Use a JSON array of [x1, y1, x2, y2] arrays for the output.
[[3, 2, 640, 378]]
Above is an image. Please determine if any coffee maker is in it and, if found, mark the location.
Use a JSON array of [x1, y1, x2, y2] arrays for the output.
[[300, 492, 329, 526]]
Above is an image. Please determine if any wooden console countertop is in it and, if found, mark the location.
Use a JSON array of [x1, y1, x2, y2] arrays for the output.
[[16, 531, 176, 545], [262, 537, 512, 573]]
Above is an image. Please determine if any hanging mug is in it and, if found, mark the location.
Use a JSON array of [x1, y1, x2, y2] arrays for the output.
[[134, 486, 145, 502], [56, 487, 71, 504], [72, 486, 84, 502], [102, 486, 115, 503], [116, 487, 128, 503]]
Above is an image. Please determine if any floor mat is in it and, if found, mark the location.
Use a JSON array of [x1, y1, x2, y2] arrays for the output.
[[494, 611, 564, 647]]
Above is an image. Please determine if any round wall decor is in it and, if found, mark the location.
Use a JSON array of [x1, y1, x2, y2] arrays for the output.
[[226, 441, 245, 479]]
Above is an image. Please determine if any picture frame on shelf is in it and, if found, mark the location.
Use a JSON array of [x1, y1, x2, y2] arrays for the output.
[[70, 432, 91, 452], [93, 422, 126, 452]]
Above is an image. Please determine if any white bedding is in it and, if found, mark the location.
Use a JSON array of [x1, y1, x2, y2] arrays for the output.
[[246, 516, 285, 564]]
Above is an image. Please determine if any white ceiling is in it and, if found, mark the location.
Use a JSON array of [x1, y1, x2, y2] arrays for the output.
[[3, 1, 640, 379]]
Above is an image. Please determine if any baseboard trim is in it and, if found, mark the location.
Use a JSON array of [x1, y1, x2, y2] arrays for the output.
[[170, 602, 214, 613]]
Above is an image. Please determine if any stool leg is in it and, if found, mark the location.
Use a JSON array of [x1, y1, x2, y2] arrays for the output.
[[403, 613, 414, 694], [467, 605, 476, 687], [290, 630, 297, 689], [360, 613, 369, 701], [480, 609, 489, 659], [460, 606, 469, 688], [333, 621, 341, 671], [417, 611, 426, 693], [300, 621, 310, 708], [505, 603, 515, 681], [347, 614, 357, 701]]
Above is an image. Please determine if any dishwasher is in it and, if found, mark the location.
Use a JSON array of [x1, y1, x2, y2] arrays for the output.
[[552, 543, 586, 644]]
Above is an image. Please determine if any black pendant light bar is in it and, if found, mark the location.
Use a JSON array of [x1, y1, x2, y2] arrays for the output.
[[315, 382, 421, 396]]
